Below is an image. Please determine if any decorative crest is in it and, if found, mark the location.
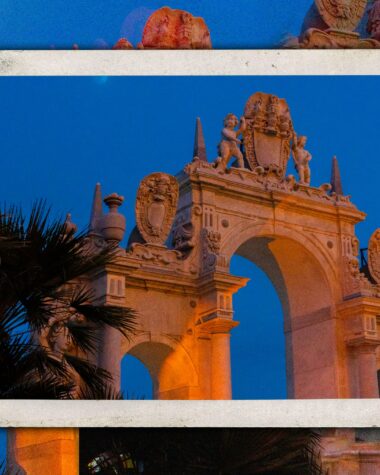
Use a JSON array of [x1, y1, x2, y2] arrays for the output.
[[315, 0, 367, 31], [243, 92, 294, 178], [135, 173, 179, 245], [368, 229, 380, 284]]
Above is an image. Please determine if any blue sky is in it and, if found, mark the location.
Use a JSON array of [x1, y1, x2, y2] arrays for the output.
[[0, 0, 313, 48], [1, 75, 380, 461]]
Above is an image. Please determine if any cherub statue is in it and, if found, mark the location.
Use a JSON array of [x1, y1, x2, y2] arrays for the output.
[[292, 134, 311, 185], [215, 113, 246, 171]]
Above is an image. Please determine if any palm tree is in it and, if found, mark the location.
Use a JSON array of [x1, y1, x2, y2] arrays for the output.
[[80, 428, 326, 475], [0, 202, 136, 399]]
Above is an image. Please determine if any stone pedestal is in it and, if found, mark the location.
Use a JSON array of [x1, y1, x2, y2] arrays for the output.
[[7, 429, 79, 475]]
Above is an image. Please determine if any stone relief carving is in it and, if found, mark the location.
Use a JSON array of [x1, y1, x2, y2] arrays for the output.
[[368, 0, 380, 40], [368, 229, 380, 284], [141, 6, 211, 49], [315, 0, 367, 31], [340, 234, 380, 297], [292, 134, 312, 186], [201, 228, 228, 271], [214, 114, 246, 172], [243, 92, 294, 179], [128, 242, 183, 269], [135, 173, 179, 245]]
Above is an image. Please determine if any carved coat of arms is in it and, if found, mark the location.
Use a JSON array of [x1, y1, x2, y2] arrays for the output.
[[368, 229, 380, 284], [243, 92, 294, 178], [315, 0, 367, 31], [135, 173, 179, 245]]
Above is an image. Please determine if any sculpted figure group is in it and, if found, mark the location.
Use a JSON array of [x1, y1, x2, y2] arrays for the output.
[[214, 111, 312, 186]]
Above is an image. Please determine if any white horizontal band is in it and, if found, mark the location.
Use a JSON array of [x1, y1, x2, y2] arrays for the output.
[[0, 50, 379, 76], [1, 400, 379, 427]]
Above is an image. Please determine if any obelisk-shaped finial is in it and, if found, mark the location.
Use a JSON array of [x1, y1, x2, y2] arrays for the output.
[[89, 182, 103, 234], [330, 156, 343, 195], [193, 117, 207, 162]]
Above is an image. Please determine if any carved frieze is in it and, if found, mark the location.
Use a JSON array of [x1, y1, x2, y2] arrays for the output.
[[368, 229, 380, 284], [135, 173, 179, 246], [315, 0, 367, 31], [128, 242, 182, 268], [243, 93, 294, 178]]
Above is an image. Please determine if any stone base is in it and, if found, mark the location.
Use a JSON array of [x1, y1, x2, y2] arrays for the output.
[[7, 428, 79, 475]]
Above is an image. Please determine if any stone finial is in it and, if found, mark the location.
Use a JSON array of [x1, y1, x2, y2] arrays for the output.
[[141, 6, 211, 49], [89, 183, 103, 235], [63, 213, 77, 236], [330, 155, 343, 195], [193, 117, 207, 162], [113, 38, 134, 49], [101, 193, 126, 243]]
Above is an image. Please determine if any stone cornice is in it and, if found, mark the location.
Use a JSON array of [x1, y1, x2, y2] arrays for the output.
[[179, 167, 365, 226]]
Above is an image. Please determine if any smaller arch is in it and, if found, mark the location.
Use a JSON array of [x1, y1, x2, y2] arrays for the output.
[[122, 334, 199, 400]]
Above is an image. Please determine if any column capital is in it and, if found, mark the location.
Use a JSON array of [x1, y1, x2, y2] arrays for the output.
[[198, 317, 239, 334], [346, 336, 380, 353]]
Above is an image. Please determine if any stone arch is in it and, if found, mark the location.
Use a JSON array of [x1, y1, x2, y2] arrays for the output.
[[122, 334, 199, 400], [222, 221, 342, 398]]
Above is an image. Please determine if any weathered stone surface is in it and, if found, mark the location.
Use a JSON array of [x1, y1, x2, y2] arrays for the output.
[[287, 0, 380, 48], [315, 0, 367, 31], [141, 6, 211, 49]]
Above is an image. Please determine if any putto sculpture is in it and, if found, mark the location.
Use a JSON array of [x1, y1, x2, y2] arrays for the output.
[[214, 114, 246, 171], [292, 134, 312, 185]]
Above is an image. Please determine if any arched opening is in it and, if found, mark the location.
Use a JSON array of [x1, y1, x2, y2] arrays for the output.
[[230, 255, 285, 399], [121, 354, 153, 400], [227, 232, 337, 399], [121, 340, 199, 400]]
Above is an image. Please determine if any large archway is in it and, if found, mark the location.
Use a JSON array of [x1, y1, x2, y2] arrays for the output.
[[230, 254, 285, 399], [226, 230, 337, 398]]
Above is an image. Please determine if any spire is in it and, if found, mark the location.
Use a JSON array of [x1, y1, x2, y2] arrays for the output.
[[193, 117, 207, 162], [330, 156, 343, 195], [89, 182, 103, 234]]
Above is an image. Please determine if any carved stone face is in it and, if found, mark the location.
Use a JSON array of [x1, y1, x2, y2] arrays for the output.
[[298, 136, 307, 147], [224, 114, 238, 129]]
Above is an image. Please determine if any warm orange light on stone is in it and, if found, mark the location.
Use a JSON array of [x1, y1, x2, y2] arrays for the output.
[[8, 428, 79, 475]]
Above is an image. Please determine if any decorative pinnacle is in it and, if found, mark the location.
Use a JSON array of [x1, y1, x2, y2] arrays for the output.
[[89, 182, 103, 234], [330, 156, 343, 195], [193, 117, 207, 162], [63, 213, 77, 236]]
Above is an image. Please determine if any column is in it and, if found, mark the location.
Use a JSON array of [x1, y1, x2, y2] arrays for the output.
[[200, 319, 238, 400], [356, 343, 379, 398]]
